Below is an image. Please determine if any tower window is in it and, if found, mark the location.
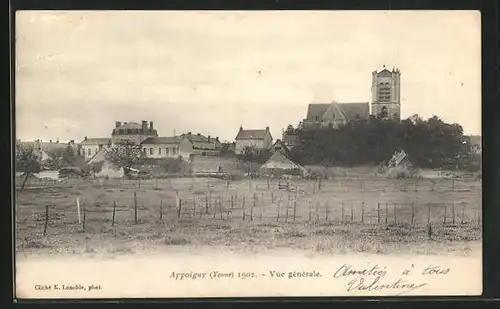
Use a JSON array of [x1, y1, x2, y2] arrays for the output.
[[380, 106, 388, 118]]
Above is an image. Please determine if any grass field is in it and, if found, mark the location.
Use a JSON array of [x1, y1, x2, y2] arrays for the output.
[[15, 177, 482, 257]]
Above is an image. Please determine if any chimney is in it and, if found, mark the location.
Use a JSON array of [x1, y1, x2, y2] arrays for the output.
[[239, 126, 243, 131], [208, 135, 211, 142], [216, 137, 219, 141], [142, 120, 147, 132], [84, 136, 87, 140], [115, 121, 121, 128], [49, 140, 52, 143], [197, 133, 201, 136], [149, 121, 154, 131], [188, 132, 192, 135], [266, 126, 269, 131]]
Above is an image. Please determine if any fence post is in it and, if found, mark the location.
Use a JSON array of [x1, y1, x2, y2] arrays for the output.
[[205, 196, 209, 214], [452, 203, 455, 225], [293, 200, 297, 222], [112, 201, 117, 226], [443, 204, 447, 225], [393, 203, 397, 224], [193, 197, 196, 217], [452, 178, 455, 192], [428, 202, 431, 224], [219, 196, 223, 219], [308, 201, 312, 222], [231, 195, 234, 209], [251, 194, 255, 221], [341, 201, 344, 223], [325, 202, 329, 223], [134, 192, 138, 224], [276, 198, 281, 222], [461, 203, 465, 224], [178, 199, 183, 218], [385, 202, 388, 224], [377, 202, 380, 224], [350, 202, 354, 223], [361, 201, 365, 223], [242, 196, 246, 221], [261, 192, 264, 206], [411, 201, 415, 226], [272, 192, 275, 203], [82, 202, 86, 232], [160, 200, 163, 220], [315, 202, 320, 222], [43, 204, 49, 236]]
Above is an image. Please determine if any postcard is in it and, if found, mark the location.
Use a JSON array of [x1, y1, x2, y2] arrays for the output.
[[14, 10, 482, 298]]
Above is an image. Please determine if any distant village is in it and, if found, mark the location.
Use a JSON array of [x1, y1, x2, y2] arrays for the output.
[[17, 66, 482, 179]]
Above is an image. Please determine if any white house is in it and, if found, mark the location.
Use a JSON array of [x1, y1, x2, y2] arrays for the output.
[[234, 126, 273, 155], [140, 132, 222, 161]]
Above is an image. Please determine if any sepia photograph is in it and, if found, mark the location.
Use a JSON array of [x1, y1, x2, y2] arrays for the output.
[[14, 10, 481, 298]]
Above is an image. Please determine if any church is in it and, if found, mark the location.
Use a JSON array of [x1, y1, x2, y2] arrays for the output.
[[301, 66, 401, 130]]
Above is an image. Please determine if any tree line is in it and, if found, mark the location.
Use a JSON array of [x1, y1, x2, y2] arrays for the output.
[[286, 115, 480, 171]]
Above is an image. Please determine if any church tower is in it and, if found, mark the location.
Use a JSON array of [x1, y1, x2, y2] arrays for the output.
[[371, 66, 401, 120]]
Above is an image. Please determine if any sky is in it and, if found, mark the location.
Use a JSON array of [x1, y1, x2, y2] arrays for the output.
[[15, 10, 481, 143]]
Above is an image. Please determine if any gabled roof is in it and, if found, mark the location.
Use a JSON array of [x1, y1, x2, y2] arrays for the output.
[[339, 103, 369, 120], [260, 151, 308, 175], [81, 138, 111, 145], [141, 136, 182, 145], [235, 128, 270, 140], [306, 102, 369, 122], [306, 104, 330, 120], [323, 102, 348, 121]]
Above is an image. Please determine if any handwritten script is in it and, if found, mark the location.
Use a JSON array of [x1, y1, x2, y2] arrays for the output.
[[166, 263, 450, 296]]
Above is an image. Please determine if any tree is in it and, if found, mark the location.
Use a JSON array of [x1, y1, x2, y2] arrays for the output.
[[104, 140, 145, 176], [45, 145, 77, 170], [289, 114, 467, 170], [240, 145, 271, 174], [16, 144, 42, 191]]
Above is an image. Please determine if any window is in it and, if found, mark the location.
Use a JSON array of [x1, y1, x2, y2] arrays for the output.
[[143, 148, 147, 154], [150, 148, 154, 155], [315, 116, 320, 121], [95, 148, 98, 154], [172, 148, 177, 155], [88, 148, 91, 156], [166, 148, 169, 156], [158, 148, 162, 155], [98, 145, 103, 150], [380, 106, 388, 118]]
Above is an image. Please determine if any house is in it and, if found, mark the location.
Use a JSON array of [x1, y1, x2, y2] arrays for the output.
[[234, 126, 273, 155], [466, 135, 481, 154], [141, 132, 222, 161], [111, 120, 158, 145], [270, 139, 290, 155], [80, 120, 157, 160], [385, 149, 417, 178], [18, 139, 81, 162], [259, 151, 309, 178], [81, 137, 112, 160], [302, 102, 370, 129]]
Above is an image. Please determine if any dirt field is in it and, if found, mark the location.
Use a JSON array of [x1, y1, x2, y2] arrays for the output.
[[15, 177, 482, 257]]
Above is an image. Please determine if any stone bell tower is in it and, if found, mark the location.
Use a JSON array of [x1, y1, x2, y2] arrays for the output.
[[371, 65, 401, 120]]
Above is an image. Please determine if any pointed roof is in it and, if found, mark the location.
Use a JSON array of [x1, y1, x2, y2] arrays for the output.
[[323, 102, 348, 121], [235, 127, 271, 140], [260, 151, 308, 175], [306, 102, 369, 122]]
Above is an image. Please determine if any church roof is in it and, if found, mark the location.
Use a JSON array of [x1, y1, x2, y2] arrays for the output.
[[306, 102, 369, 122]]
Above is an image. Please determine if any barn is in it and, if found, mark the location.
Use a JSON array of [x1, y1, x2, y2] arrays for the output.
[[259, 151, 309, 178]]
